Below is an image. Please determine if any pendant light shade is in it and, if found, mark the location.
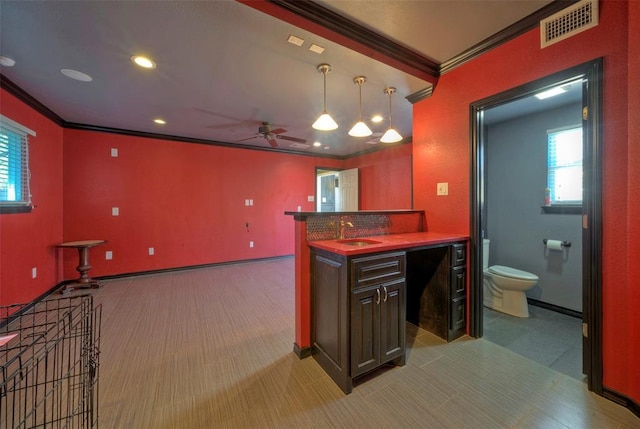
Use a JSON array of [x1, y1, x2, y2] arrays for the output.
[[380, 87, 403, 143], [348, 76, 372, 137], [312, 64, 338, 131]]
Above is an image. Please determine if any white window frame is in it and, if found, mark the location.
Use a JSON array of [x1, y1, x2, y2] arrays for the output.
[[547, 125, 583, 206], [0, 114, 35, 213]]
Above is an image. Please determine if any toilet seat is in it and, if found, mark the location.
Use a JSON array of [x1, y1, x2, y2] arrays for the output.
[[488, 265, 538, 281]]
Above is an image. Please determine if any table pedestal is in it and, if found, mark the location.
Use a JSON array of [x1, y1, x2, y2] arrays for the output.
[[57, 240, 107, 292]]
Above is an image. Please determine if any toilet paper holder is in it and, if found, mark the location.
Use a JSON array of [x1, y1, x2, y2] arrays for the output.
[[543, 239, 572, 248]]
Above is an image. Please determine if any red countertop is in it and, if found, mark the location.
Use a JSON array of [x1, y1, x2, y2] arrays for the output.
[[308, 232, 469, 256]]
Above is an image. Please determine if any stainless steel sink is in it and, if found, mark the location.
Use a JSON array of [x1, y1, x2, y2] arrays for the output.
[[336, 239, 381, 246]]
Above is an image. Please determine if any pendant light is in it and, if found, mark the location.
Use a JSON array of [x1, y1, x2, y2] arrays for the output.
[[380, 87, 403, 143], [348, 76, 372, 137], [312, 64, 338, 131]]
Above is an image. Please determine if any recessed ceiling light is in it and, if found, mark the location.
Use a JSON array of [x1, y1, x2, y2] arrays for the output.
[[153, 118, 166, 125], [535, 86, 567, 100], [0, 56, 16, 67], [313, 141, 322, 147], [131, 55, 156, 69], [61, 69, 92, 82], [309, 44, 325, 54], [371, 114, 384, 123], [287, 35, 304, 47]]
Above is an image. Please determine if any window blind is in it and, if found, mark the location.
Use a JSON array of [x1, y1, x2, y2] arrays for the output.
[[547, 126, 582, 204], [0, 122, 31, 207]]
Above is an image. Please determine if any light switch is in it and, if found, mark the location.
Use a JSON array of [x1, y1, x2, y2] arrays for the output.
[[249, 241, 254, 248], [105, 251, 113, 260], [112, 207, 119, 216], [148, 247, 155, 256], [32, 267, 37, 279], [111, 148, 118, 157], [307, 195, 314, 202]]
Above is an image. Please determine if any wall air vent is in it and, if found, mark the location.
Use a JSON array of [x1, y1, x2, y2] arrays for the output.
[[540, 0, 598, 48]]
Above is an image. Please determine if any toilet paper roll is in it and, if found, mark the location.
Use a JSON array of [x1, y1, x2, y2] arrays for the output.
[[546, 239, 563, 251]]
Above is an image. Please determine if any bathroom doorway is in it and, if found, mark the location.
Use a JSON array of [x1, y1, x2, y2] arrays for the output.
[[469, 59, 603, 394]]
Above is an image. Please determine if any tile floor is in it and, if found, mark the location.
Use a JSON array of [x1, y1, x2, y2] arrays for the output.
[[483, 305, 585, 382]]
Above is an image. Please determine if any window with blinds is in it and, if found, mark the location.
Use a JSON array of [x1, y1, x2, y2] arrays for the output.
[[0, 115, 35, 213], [547, 126, 583, 205]]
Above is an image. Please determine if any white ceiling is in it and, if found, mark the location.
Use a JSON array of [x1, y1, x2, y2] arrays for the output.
[[0, 0, 560, 157]]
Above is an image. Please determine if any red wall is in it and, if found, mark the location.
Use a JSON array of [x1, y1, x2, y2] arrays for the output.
[[0, 89, 64, 306], [345, 143, 413, 210], [1, 87, 411, 300], [412, 0, 638, 403], [626, 0, 640, 401], [62, 129, 343, 277]]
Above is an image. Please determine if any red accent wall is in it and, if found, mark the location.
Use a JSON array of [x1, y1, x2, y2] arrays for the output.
[[626, 0, 640, 402], [1, 89, 410, 301], [0, 89, 64, 306], [344, 143, 413, 210], [412, 0, 638, 403], [62, 129, 343, 277]]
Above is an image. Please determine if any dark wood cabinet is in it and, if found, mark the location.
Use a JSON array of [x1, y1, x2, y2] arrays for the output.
[[311, 249, 406, 394], [351, 277, 405, 378], [406, 242, 467, 342]]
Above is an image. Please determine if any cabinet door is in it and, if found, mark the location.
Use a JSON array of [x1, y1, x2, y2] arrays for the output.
[[380, 279, 406, 363], [351, 285, 381, 377]]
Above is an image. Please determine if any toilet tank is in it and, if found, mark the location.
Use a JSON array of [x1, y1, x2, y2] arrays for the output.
[[483, 239, 490, 269]]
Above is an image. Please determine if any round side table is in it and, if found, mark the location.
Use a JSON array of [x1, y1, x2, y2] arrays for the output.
[[57, 240, 107, 291]]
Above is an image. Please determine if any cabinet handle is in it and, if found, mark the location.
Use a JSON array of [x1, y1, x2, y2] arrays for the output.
[[376, 288, 380, 304], [383, 286, 388, 302]]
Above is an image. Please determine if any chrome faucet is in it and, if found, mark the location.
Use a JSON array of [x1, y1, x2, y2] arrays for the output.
[[338, 220, 354, 239]]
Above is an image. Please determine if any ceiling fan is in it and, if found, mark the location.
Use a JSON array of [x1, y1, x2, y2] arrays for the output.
[[236, 122, 307, 148]]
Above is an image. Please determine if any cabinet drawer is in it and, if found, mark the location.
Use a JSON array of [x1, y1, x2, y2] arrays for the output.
[[450, 266, 466, 299], [352, 252, 405, 289], [450, 243, 466, 267], [450, 297, 466, 333]]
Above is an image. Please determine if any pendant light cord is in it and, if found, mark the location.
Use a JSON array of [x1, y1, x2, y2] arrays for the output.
[[323, 70, 328, 113]]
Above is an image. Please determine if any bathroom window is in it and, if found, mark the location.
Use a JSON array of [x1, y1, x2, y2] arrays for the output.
[[546, 125, 582, 211], [0, 115, 34, 214]]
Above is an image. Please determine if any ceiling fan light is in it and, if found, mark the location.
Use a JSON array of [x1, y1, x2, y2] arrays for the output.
[[349, 121, 372, 137], [313, 112, 338, 130], [380, 128, 403, 143]]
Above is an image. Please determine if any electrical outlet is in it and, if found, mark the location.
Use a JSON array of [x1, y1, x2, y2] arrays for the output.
[[112, 207, 119, 216], [249, 241, 254, 248], [307, 195, 314, 202], [437, 182, 449, 196], [245, 199, 250, 206], [111, 148, 118, 157], [32, 267, 37, 279], [148, 247, 155, 256], [105, 251, 113, 260], [249, 199, 254, 206]]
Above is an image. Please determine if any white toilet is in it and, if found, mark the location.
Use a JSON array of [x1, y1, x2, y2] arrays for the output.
[[483, 239, 538, 318]]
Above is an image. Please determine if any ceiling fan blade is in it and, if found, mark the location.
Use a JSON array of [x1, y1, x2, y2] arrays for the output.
[[269, 127, 287, 135], [266, 137, 279, 148], [235, 135, 259, 142], [277, 135, 307, 143]]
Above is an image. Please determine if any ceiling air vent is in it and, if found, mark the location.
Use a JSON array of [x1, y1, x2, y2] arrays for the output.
[[289, 142, 310, 149], [540, 0, 598, 48]]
